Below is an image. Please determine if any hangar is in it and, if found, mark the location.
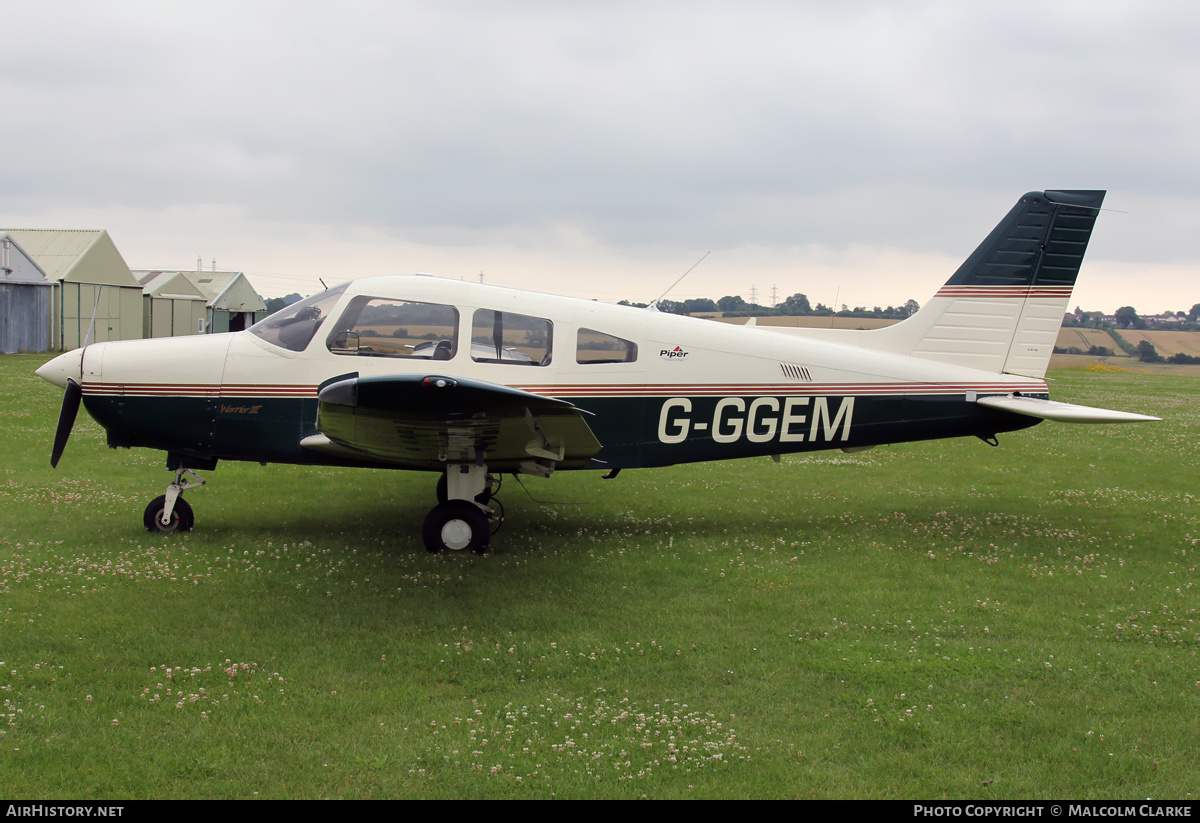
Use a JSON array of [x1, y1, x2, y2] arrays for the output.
[[137, 271, 208, 338], [134, 269, 268, 333], [0, 232, 53, 353], [186, 269, 268, 332], [0, 228, 144, 350]]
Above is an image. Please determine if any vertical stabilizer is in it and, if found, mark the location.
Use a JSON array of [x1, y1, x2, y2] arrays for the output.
[[869, 190, 1105, 377]]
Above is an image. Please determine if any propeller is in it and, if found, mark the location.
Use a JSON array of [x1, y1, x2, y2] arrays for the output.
[[50, 379, 82, 469]]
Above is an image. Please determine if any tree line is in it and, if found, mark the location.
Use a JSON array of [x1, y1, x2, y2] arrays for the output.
[[618, 293, 921, 319], [263, 290, 1199, 334], [1066, 304, 1200, 332]]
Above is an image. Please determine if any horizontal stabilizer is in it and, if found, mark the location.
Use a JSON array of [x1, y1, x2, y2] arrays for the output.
[[976, 394, 1160, 424]]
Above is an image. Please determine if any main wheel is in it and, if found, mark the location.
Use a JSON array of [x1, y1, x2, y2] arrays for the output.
[[143, 495, 194, 533], [422, 501, 489, 554]]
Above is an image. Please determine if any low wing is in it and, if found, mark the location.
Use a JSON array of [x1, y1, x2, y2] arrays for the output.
[[976, 394, 1160, 424], [300, 373, 602, 473]]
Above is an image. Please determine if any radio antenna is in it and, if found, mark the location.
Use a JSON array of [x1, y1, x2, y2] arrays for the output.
[[648, 251, 710, 311]]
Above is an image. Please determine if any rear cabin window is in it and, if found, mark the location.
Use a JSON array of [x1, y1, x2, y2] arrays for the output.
[[576, 328, 638, 364], [327, 297, 459, 359], [470, 309, 552, 365]]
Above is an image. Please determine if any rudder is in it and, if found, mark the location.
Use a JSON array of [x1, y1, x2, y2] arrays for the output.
[[873, 190, 1105, 377]]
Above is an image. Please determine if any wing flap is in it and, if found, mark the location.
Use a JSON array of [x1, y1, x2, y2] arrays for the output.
[[310, 374, 602, 470], [976, 394, 1160, 424]]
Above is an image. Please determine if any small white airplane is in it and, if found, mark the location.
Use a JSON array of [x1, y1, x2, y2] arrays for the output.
[[37, 190, 1158, 553]]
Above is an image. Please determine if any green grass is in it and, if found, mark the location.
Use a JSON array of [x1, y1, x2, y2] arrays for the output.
[[1, 353, 1196, 798]]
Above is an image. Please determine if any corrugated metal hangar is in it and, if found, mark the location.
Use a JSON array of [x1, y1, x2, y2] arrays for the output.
[[1, 228, 143, 352], [1, 233, 53, 354], [1, 227, 270, 352], [136, 271, 208, 338], [134, 269, 268, 333]]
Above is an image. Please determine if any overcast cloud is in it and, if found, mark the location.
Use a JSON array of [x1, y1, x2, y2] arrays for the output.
[[2, 1, 1197, 310]]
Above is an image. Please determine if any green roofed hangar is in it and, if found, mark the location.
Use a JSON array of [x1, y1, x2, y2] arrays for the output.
[[134, 268, 268, 335], [0, 224, 269, 351]]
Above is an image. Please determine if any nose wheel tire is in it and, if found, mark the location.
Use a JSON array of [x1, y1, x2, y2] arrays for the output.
[[144, 495, 194, 533], [422, 501, 489, 554]]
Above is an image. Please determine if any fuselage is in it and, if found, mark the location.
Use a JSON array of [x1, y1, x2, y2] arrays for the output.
[[39, 275, 1044, 472]]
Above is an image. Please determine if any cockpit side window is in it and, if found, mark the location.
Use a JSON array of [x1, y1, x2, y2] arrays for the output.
[[326, 297, 459, 359], [471, 309, 552, 365], [576, 328, 638, 364], [249, 284, 348, 352]]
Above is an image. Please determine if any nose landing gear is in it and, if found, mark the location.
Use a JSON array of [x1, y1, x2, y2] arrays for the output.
[[143, 495, 194, 533], [144, 468, 206, 533]]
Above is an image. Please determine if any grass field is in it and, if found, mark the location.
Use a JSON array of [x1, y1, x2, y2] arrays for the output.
[[1054, 327, 1200, 361], [1, 354, 1196, 799]]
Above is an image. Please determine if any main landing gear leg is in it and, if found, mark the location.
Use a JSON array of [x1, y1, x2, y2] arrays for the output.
[[423, 464, 499, 554], [144, 468, 206, 533]]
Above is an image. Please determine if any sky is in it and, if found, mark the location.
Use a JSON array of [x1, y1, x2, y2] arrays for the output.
[[2, 1, 1198, 313]]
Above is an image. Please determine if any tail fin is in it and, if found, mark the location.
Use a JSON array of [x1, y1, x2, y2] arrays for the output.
[[871, 189, 1105, 377]]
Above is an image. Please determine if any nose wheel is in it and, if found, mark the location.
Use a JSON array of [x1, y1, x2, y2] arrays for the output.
[[144, 495, 194, 533], [144, 468, 205, 533]]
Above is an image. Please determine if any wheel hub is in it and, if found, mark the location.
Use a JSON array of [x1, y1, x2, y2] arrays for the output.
[[440, 518, 474, 551]]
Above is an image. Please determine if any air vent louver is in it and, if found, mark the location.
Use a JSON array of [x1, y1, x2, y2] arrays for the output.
[[780, 363, 812, 381]]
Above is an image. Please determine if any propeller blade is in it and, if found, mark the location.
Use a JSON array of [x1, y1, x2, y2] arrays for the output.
[[50, 379, 82, 469]]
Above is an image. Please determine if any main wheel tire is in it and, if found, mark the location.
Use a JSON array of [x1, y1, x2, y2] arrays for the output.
[[422, 500, 489, 554], [143, 495, 194, 533]]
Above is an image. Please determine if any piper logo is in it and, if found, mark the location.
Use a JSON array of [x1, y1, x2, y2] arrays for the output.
[[660, 346, 689, 359]]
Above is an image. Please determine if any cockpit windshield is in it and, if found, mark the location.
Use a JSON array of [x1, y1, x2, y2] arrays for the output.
[[248, 284, 348, 352]]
